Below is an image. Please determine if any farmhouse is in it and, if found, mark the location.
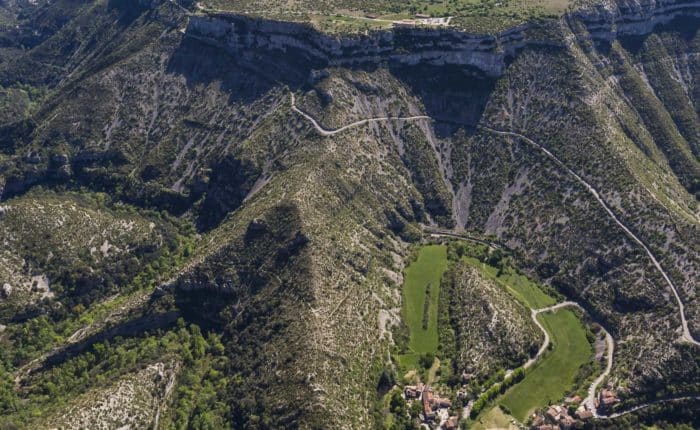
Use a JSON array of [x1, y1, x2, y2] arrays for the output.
[[404, 383, 424, 399]]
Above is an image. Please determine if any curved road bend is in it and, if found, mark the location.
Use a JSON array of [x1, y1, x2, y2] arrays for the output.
[[290, 93, 431, 136], [286, 96, 698, 346], [286, 97, 698, 345], [479, 126, 699, 347], [420, 233, 695, 420]]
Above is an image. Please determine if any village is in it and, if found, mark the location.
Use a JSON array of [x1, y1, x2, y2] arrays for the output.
[[361, 13, 453, 28], [396, 378, 621, 429], [402, 383, 460, 429], [530, 388, 620, 429]]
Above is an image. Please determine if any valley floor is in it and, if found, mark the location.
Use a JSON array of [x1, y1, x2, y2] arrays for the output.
[[393, 241, 600, 428], [499, 308, 591, 421]]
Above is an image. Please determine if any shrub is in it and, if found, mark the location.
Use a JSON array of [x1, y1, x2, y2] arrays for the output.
[[419, 352, 435, 369]]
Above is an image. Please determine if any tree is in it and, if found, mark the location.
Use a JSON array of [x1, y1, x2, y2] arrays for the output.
[[419, 352, 435, 369], [390, 391, 405, 414]]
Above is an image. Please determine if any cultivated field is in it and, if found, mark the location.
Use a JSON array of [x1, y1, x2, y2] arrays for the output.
[[399, 245, 448, 369], [499, 309, 591, 421]]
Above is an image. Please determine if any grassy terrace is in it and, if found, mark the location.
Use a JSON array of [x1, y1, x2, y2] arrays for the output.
[[399, 245, 448, 370], [472, 405, 517, 430], [462, 256, 556, 309], [201, 0, 574, 33], [499, 309, 591, 421]]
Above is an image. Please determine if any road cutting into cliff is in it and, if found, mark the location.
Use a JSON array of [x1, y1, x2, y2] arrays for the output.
[[290, 93, 431, 136]]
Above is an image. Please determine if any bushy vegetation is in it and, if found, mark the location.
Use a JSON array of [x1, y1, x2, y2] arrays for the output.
[[440, 247, 542, 386], [400, 124, 454, 228], [0, 189, 191, 318], [1, 0, 698, 427], [1, 319, 229, 428]]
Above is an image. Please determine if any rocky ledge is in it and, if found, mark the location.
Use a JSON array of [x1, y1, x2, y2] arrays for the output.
[[570, 0, 700, 39], [184, 0, 699, 78]]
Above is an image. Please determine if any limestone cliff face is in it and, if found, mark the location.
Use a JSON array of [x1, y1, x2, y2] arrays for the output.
[[185, 0, 700, 77], [570, 0, 700, 40], [186, 14, 531, 77]]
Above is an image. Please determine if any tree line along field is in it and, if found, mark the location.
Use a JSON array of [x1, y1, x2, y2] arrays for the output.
[[459, 255, 593, 425], [398, 245, 448, 371]]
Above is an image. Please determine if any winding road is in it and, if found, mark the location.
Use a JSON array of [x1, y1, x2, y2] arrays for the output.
[[291, 97, 699, 346], [429, 230, 618, 415], [428, 220, 690, 419], [478, 126, 699, 347], [288, 93, 700, 419], [523, 301, 614, 415], [290, 93, 430, 136]]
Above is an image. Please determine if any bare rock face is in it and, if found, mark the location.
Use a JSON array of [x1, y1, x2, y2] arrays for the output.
[[1, 283, 12, 298], [570, 0, 700, 40], [186, 0, 700, 78], [0, 0, 698, 427], [186, 14, 531, 77]]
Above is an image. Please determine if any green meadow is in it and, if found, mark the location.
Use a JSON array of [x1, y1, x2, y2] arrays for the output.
[[462, 256, 555, 309], [462, 251, 590, 425], [499, 309, 591, 421], [399, 245, 448, 369]]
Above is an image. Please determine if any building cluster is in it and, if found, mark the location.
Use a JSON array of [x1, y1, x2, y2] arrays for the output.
[[530, 396, 587, 429], [403, 384, 459, 429], [530, 390, 619, 429], [362, 13, 452, 28], [392, 16, 451, 27], [596, 389, 620, 410]]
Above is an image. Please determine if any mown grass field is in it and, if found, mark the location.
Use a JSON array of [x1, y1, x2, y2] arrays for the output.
[[462, 257, 555, 309], [399, 245, 448, 368], [499, 309, 591, 421], [471, 405, 518, 430]]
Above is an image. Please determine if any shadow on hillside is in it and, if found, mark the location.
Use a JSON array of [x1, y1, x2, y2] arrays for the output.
[[167, 33, 497, 137], [390, 64, 497, 138], [617, 15, 699, 54], [166, 35, 311, 105]]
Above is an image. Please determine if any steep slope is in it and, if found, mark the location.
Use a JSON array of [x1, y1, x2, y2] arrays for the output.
[[449, 31, 700, 402], [0, 0, 697, 427], [0, 189, 177, 318], [440, 261, 542, 383]]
